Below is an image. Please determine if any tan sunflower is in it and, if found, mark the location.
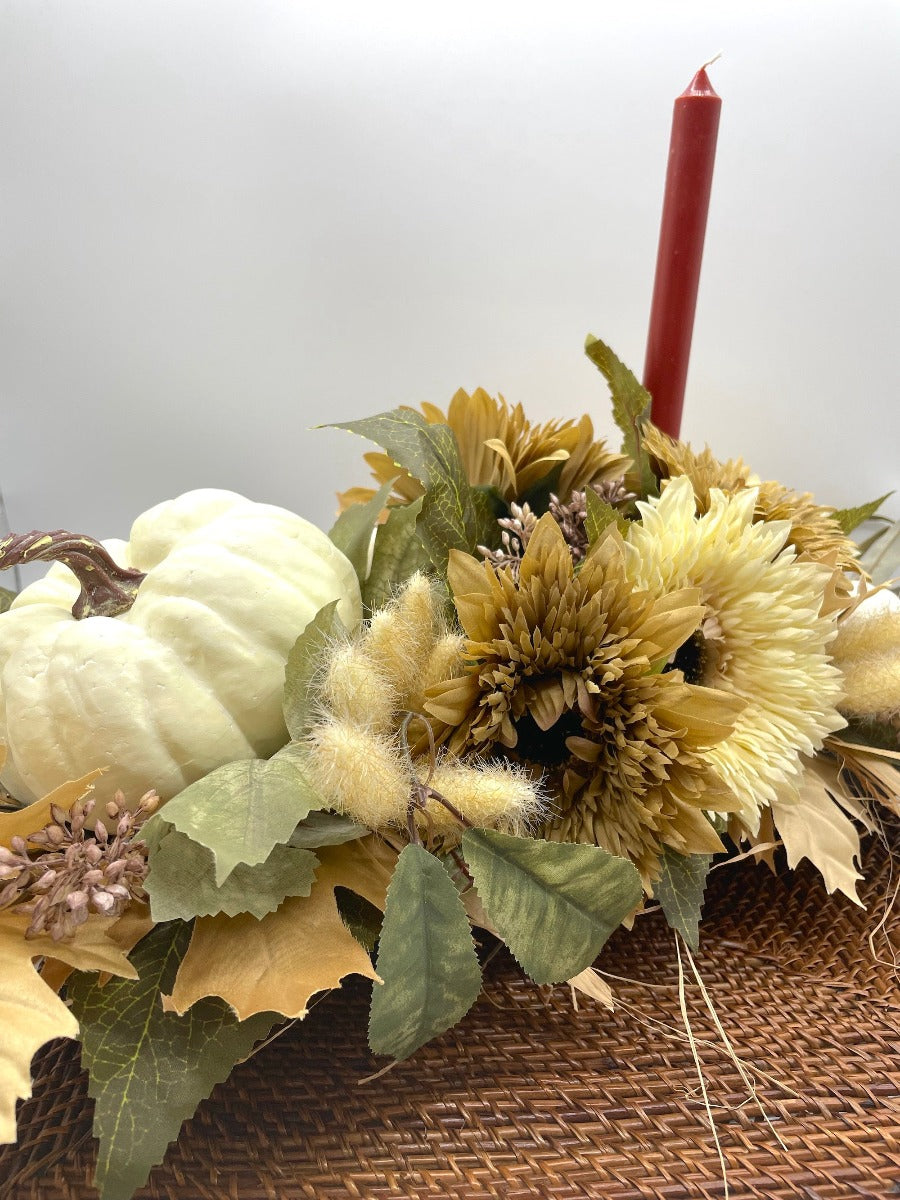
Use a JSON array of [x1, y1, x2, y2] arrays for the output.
[[642, 423, 861, 590], [625, 476, 846, 830], [338, 389, 630, 511], [423, 516, 744, 885]]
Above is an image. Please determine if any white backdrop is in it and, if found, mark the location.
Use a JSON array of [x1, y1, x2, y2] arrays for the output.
[[1, 1, 897, 562]]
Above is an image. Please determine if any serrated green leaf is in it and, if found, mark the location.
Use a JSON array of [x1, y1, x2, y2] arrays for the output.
[[416, 476, 497, 576], [332, 408, 444, 488], [67, 922, 277, 1200], [145, 823, 318, 922], [328, 478, 396, 583], [368, 843, 482, 1060], [0, 586, 15, 614], [158, 758, 321, 885], [461, 829, 641, 985], [584, 335, 655, 497], [656, 849, 712, 951], [333, 407, 497, 576], [361, 496, 429, 613], [283, 600, 345, 740], [288, 808, 368, 848], [584, 487, 628, 545], [831, 491, 893, 536]]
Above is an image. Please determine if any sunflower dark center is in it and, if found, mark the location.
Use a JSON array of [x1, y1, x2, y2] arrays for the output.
[[664, 631, 707, 685], [514, 708, 583, 767]]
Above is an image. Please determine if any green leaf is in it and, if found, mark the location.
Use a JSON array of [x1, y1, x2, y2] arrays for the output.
[[336, 886, 384, 952], [145, 823, 318, 922], [361, 496, 429, 613], [584, 487, 627, 545], [831, 491, 893, 535], [158, 757, 321, 885], [416, 476, 497, 577], [332, 408, 450, 489], [288, 808, 368, 849], [859, 519, 900, 585], [461, 829, 641, 984], [332, 407, 496, 576], [838, 718, 900, 754], [0, 586, 15, 614], [584, 335, 655, 496], [368, 843, 482, 1060], [656, 849, 712, 951], [283, 600, 345, 740], [328, 478, 396, 583], [67, 923, 277, 1200], [516, 463, 564, 516]]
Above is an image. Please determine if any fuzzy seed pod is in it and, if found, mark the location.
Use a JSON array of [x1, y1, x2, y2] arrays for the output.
[[408, 633, 466, 712], [417, 759, 544, 840], [832, 590, 900, 718], [323, 643, 398, 732], [306, 720, 410, 829], [364, 575, 441, 707]]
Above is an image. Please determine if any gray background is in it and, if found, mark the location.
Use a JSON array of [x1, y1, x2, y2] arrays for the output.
[[1, 1, 897, 563]]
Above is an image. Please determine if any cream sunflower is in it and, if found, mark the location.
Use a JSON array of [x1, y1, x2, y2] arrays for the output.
[[424, 515, 745, 885], [338, 388, 630, 511], [625, 476, 846, 830], [642, 422, 862, 592]]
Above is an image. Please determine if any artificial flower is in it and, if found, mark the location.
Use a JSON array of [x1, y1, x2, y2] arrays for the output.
[[625, 476, 846, 829], [424, 515, 743, 884], [338, 389, 630, 511]]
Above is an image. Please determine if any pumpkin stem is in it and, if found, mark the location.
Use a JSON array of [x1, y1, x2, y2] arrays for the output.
[[0, 530, 147, 619]]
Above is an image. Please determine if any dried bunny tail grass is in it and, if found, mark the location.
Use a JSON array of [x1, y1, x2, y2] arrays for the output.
[[364, 573, 445, 706], [306, 720, 410, 829], [832, 590, 900, 718], [322, 643, 399, 733], [407, 633, 467, 712], [418, 757, 547, 838]]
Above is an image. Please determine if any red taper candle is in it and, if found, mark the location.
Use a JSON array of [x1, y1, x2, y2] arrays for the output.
[[643, 66, 722, 438]]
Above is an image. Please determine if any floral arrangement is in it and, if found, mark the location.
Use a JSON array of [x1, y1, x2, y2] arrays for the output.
[[0, 335, 897, 1199]]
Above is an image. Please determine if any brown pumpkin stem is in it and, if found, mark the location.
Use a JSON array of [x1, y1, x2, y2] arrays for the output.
[[0, 530, 147, 619]]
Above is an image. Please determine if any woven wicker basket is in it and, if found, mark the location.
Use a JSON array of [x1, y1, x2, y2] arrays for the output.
[[2, 827, 898, 1200]]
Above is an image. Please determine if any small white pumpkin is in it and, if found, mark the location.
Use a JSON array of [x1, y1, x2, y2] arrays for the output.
[[0, 489, 361, 806]]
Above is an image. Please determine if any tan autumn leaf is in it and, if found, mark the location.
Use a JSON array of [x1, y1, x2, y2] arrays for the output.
[[0, 769, 104, 850], [771, 763, 863, 905], [569, 967, 615, 1011], [164, 837, 397, 1021], [0, 911, 137, 1144]]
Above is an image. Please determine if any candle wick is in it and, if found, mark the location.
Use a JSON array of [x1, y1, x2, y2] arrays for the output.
[[700, 51, 723, 72]]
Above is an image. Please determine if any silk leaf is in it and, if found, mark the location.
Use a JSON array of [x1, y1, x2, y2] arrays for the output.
[[368, 844, 481, 1061], [461, 829, 641, 984]]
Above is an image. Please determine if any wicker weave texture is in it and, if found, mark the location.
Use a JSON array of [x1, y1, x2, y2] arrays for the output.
[[2, 832, 899, 1200]]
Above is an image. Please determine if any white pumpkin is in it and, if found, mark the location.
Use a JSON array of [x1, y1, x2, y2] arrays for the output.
[[0, 489, 361, 806]]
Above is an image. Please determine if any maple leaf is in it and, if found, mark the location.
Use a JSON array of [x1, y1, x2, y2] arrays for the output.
[[0, 911, 137, 1144], [771, 761, 863, 904], [68, 922, 276, 1200], [164, 837, 396, 1020]]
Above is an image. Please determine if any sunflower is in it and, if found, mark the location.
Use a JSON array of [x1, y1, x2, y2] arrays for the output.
[[338, 389, 630, 512], [625, 476, 846, 829], [424, 515, 744, 885], [642, 423, 861, 589]]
